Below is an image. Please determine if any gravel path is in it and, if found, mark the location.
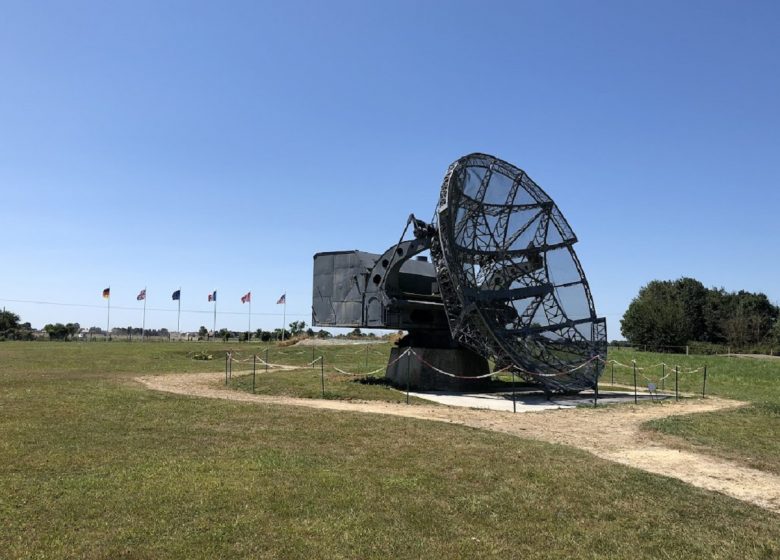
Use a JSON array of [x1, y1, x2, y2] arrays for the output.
[[136, 371, 780, 514]]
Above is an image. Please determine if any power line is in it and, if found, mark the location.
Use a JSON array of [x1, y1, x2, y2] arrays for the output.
[[0, 298, 308, 317]]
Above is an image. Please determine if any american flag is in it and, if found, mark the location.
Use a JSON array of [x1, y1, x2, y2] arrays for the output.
[[136, 289, 146, 301], [208, 290, 217, 302], [276, 293, 286, 304], [241, 291, 251, 304]]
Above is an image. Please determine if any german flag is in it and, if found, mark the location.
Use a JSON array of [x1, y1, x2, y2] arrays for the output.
[[102, 288, 110, 299]]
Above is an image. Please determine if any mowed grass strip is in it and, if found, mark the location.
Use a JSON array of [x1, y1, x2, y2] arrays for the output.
[[644, 404, 780, 475], [224, 340, 431, 403], [1, 342, 780, 558], [605, 348, 780, 476], [228, 369, 432, 404], [605, 348, 780, 405], [0, 372, 778, 559], [0, 340, 396, 379], [7, 341, 780, 479]]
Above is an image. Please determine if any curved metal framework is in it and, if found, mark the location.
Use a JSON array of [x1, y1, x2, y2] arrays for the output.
[[430, 153, 606, 393]]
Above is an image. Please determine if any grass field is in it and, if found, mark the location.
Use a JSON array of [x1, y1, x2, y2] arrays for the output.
[[603, 348, 780, 476], [226, 341, 429, 403], [1, 341, 779, 559]]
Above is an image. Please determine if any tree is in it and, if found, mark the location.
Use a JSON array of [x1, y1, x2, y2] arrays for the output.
[[769, 320, 780, 345], [674, 278, 707, 339], [702, 288, 728, 343], [620, 281, 691, 348], [198, 326, 208, 339], [0, 310, 20, 332], [44, 323, 71, 340], [0, 310, 33, 341], [272, 328, 290, 341], [289, 321, 307, 336], [719, 291, 777, 348], [622, 278, 780, 350]]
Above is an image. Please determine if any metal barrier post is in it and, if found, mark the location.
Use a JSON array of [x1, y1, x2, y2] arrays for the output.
[[252, 354, 256, 394], [406, 350, 411, 405], [265, 348, 268, 374], [661, 363, 665, 391], [702, 365, 708, 398], [594, 376, 598, 408], [511, 368, 516, 413], [320, 355, 325, 398], [611, 361, 614, 385], [675, 366, 679, 401], [225, 353, 229, 386], [633, 362, 637, 404]]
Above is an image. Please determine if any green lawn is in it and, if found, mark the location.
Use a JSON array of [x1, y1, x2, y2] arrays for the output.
[[0, 341, 778, 558], [605, 348, 780, 475], [227, 368, 432, 404], [645, 403, 780, 475], [222, 341, 431, 403], [604, 348, 780, 404]]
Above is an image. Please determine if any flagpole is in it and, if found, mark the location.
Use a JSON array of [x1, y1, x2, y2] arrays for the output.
[[213, 292, 217, 336], [282, 290, 286, 341], [248, 298, 251, 336], [106, 286, 111, 341], [177, 287, 181, 335], [141, 287, 147, 342]]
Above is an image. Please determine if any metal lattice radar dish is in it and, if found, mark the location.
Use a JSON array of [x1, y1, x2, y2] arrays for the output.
[[431, 153, 607, 393]]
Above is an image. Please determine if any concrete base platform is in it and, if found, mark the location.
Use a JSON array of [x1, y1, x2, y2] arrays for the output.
[[385, 346, 490, 391], [406, 389, 669, 412]]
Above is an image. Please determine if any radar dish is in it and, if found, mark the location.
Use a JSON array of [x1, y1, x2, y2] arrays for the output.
[[430, 153, 606, 393]]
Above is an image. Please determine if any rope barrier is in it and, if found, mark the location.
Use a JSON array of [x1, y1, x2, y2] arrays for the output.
[[511, 354, 602, 378], [225, 349, 706, 392], [325, 348, 411, 376], [254, 357, 301, 369], [227, 351, 323, 370], [227, 354, 255, 364], [408, 349, 498, 379], [334, 365, 387, 376], [598, 357, 705, 375], [406, 350, 600, 380]]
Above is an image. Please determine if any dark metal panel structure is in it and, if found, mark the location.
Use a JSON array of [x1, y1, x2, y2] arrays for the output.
[[312, 245, 449, 335], [311, 152, 607, 394]]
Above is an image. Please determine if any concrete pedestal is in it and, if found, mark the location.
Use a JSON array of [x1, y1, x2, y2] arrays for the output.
[[385, 346, 490, 391]]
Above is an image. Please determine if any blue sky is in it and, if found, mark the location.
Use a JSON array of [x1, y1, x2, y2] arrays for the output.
[[1, 1, 778, 336]]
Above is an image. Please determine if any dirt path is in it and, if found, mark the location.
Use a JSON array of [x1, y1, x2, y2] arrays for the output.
[[136, 371, 780, 514]]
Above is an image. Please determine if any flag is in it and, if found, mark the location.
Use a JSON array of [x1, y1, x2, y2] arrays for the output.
[[276, 293, 286, 304], [171, 290, 181, 301], [137, 289, 146, 301], [241, 291, 251, 304], [208, 290, 217, 302], [102, 288, 110, 299]]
